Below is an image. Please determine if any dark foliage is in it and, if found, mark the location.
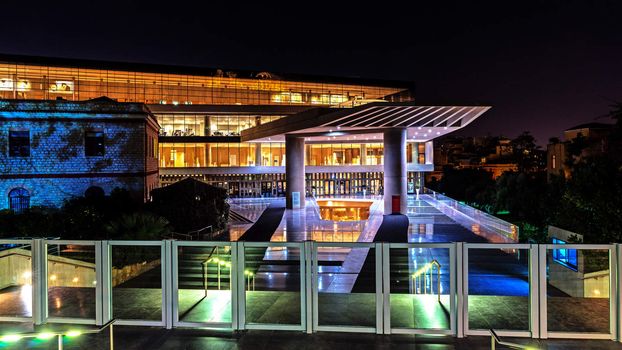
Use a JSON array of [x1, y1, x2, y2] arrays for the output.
[[148, 178, 230, 233]]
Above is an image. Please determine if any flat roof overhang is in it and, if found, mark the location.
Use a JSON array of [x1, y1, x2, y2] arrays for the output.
[[241, 103, 491, 143]]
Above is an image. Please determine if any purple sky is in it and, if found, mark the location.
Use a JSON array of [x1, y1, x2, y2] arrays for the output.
[[1, 1, 620, 145]]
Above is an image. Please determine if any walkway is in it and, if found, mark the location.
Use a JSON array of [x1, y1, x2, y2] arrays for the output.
[[237, 199, 286, 241], [0, 325, 619, 350]]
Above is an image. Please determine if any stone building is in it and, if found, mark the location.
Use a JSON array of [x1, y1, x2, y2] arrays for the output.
[[0, 97, 159, 211]]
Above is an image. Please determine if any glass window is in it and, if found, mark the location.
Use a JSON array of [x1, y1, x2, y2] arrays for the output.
[[9, 130, 30, 157], [9, 187, 30, 213], [552, 238, 578, 271], [85, 131, 105, 156]]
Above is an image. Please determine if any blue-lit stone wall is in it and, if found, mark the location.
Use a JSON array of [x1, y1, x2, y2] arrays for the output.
[[0, 177, 144, 208], [0, 107, 151, 210]]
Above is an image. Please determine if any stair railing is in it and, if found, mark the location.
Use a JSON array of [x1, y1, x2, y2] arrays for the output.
[[489, 329, 536, 349], [202, 246, 233, 294], [411, 259, 441, 302]]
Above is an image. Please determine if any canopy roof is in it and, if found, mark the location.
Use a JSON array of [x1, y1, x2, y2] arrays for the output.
[[241, 103, 490, 142]]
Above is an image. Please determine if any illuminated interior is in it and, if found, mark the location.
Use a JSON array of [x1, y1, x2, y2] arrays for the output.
[[0, 62, 409, 106], [317, 199, 374, 221]]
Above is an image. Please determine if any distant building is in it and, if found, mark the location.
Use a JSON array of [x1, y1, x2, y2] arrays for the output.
[[547, 122, 613, 180], [431, 136, 519, 180], [0, 97, 159, 211]]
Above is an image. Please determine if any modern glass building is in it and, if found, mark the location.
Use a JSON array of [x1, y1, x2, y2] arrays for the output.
[[0, 54, 489, 213]]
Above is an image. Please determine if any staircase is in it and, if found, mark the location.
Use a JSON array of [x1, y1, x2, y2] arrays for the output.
[[228, 210, 254, 225]]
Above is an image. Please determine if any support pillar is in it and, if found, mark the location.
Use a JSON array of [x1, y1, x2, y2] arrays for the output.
[[255, 142, 262, 166], [286, 135, 305, 209], [383, 128, 407, 214]]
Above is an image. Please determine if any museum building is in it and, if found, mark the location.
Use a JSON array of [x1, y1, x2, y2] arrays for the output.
[[0, 54, 489, 213]]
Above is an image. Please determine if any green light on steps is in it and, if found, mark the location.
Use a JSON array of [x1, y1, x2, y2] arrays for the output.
[[0, 334, 22, 342], [496, 210, 510, 215]]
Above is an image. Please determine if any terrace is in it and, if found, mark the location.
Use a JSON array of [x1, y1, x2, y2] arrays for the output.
[[0, 192, 616, 344]]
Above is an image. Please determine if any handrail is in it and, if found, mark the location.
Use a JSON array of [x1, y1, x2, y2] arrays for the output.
[[0, 319, 117, 350], [411, 259, 441, 302], [490, 329, 537, 350], [202, 247, 233, 292]]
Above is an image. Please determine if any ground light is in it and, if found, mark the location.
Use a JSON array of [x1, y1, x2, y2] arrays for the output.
[[0, 319, 116, 349], [0, 334, 21, 342]]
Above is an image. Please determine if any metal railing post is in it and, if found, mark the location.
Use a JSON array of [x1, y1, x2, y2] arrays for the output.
[[110, 323, 114, 350], [537, 244, 547, 339], [529, 243, 539, 339], [32, 238, 47, 325], [382, 242, 391, 334], [236, 241, 246, 330], [456, 242, 465, 338], [101, 241, 112, 325], [163, 240, 174, 329], [375, 242, 384, 334], [618, 243, 622, 343], [304, 240, 313, 334]]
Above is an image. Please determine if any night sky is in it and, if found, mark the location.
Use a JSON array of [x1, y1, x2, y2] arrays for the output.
[[1, 1, 621, 145]]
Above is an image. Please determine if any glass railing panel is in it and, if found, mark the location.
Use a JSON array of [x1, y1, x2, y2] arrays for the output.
[[467, 247, 530, 331], [111, 243, 163, 322], [389, 246, 452, 330], [244, 243, 301, 326], [0, 240, 33, 318], [46, 242, 96, 320], [316, 245, 376, 328], [177, 244, 232, 324], [546, 247, 611, 334]]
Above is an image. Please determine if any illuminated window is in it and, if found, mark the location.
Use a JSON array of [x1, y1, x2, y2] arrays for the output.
[[552, 238, 578, 271], [9, 130, 30, 157], [85, 131, 105, 156], [552, 155, 556, 169], [9, 188, 30, 213]]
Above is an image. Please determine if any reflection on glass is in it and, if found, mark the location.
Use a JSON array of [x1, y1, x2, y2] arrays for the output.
[[177, 246, 232, 324], [47, 244, 96, 319], [244, 246, 301, 325], [112, 245, 162, 321], [317, 247, 376, 327], [547, 248, 610, 333], [389, 247, 451, 330], [0, 242, 33, 318], [467, 248, 530, 331]]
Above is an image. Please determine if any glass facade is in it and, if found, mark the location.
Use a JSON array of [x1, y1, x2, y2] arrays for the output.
[[158, 142, 429, 168], [159, 142, 287, 168], [0, 62, 410, 106], [156, 114, 284, 137]]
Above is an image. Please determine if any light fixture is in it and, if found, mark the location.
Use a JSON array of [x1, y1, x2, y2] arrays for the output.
[[36, 333, 55, 340]]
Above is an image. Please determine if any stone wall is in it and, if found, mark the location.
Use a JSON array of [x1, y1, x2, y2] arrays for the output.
[[0, 176, 145, 208], [0, 98, 159, 209]]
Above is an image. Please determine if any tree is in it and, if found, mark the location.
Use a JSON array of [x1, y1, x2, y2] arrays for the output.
[[511, 131, 542, 172], [106, 212, 171, 240]]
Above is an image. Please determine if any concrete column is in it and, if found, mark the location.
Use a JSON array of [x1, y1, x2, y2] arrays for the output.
[[383, 128, 407, 214], [255, 142, 262, 166], [360, 144, 367, 165], [286, 135, 305, 209]]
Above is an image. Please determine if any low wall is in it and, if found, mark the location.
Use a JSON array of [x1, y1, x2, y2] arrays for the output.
[[112, 259, 161, 287]]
